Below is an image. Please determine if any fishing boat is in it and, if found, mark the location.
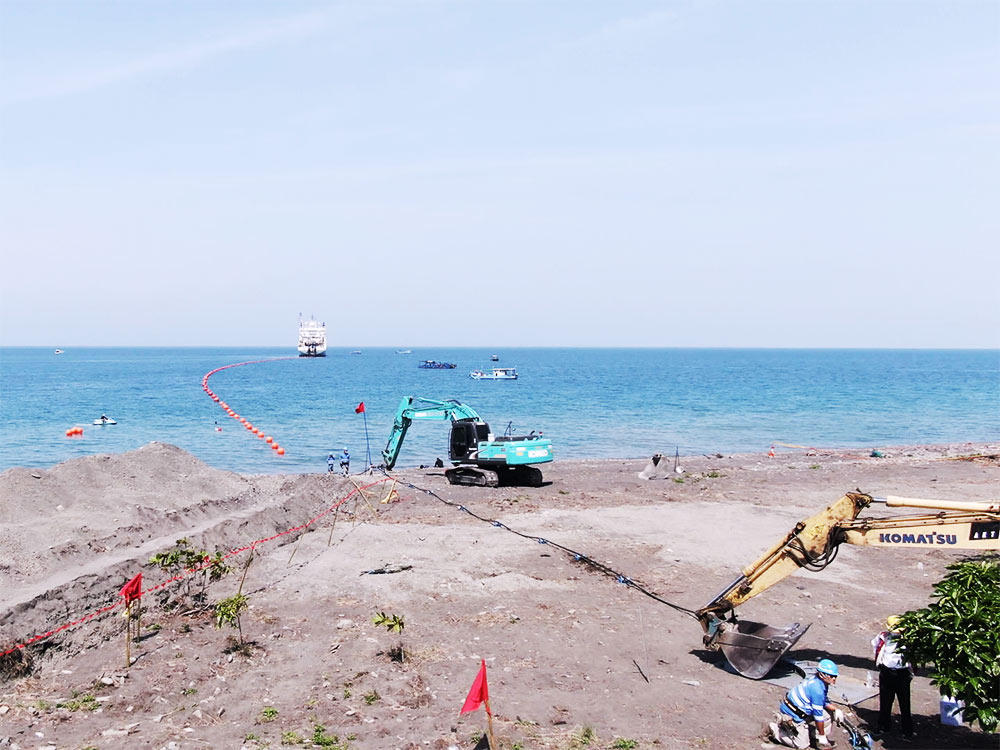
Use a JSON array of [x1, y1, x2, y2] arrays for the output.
[[419, 360, 457, 369], [490, 354, 499, 361], [469, 367, 518, 380], [297, 314, 327, 357], [54, 349, 64, 355], [396, 349, 412, 354]]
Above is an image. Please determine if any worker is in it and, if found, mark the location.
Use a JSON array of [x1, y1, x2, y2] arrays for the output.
[[768, 658, 844, 748], [327, 453, 336, 473], [339, 447, 350, 476], [872, 615, 913, 739]]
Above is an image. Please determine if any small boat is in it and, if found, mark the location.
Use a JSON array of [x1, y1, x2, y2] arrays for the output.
[[419, 360, 457, 369], [490, 354, 499, 361], [396, 349, 412, 354], [297, 314, 328, 357], [349, 350, 362, 355], [54, 349, 64, 355], [93, 416, 117, 425], [469, 367, 518, 380]]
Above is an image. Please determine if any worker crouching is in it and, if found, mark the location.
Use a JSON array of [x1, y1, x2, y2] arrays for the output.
[[767, 659, 845, 748]]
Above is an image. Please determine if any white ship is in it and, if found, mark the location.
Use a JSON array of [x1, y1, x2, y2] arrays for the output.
[[297, 314, 327, 357]]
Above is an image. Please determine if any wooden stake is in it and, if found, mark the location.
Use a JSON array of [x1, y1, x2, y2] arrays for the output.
[[124, 601, 132, 668], [327, 503, 340, 546], [484, 699, 496, 750], [237, 544, 254, 597]]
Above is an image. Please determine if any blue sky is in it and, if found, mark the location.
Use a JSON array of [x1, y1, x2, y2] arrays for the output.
[[1, 1, 997, 348]]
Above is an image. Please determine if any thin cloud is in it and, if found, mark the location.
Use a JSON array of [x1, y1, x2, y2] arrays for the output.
[[2, 8, 335, 106]]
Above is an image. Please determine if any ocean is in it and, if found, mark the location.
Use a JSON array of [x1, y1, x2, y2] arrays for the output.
[[1, 347, 997, 475]]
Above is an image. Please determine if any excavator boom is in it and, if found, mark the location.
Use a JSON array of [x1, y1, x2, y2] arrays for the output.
[[697, 491, 999, 679]]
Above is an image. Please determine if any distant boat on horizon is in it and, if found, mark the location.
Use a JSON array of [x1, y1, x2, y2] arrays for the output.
[[297, 314, 327, 357], [396, 349, 412, 354], [54, 349, 64, 355]]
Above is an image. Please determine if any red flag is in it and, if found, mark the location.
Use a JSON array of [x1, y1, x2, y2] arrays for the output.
[[355, 401, 365, 414], [460, 659, 491, 715], [120, 573, 142, 604]]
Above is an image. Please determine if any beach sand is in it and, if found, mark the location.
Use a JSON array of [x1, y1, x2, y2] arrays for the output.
[[1, 442, 997, 749]]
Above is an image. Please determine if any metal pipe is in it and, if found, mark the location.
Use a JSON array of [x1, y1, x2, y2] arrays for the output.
[[873, 496, 1000, 513]]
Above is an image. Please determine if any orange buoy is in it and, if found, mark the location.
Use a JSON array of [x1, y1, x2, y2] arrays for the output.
[[265, 436, 273, 443], [276, 447, 285, 455], [271, 443, 279, 450], [65, 428, 73, 437], [257, 432, 266, 439]]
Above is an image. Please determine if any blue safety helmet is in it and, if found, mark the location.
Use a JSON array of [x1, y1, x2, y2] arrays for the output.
[[817, 659, 839, 677]]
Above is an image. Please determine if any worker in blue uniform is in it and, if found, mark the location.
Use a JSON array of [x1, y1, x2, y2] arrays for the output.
[[768, 659, 845, 748]]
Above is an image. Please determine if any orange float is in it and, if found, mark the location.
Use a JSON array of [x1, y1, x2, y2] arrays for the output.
[[265, 436, 273, 443], [276, 447, 285, 455]]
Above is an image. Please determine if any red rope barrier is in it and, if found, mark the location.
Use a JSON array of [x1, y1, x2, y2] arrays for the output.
[[1, 476, 392, 657]]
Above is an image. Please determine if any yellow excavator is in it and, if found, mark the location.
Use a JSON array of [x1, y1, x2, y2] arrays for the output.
[[696, 491, 1000, 678]]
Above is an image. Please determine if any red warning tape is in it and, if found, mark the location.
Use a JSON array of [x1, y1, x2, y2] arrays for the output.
[[1, 476, 392, 657], [202, 358, 298, 456]]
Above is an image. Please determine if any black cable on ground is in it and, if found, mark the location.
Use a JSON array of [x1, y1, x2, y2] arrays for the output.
[[381, 468, 699, 620]]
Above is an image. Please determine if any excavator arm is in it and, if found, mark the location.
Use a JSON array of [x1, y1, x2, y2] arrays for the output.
[[381, 396, 484, 470], [697, 491, 999, 679]]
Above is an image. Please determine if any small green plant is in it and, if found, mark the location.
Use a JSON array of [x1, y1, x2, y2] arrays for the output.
[[372, 611, 404, 632], [245, 734, 259, 742], [569, 726, 596, 747], [672, 477, 685, 484], [612, 740, 638, 749], [214, 592, 249, 643], [311, 724, 350, 748], [705, 471, 721, 478], [150, 538, 232, 605], [363, 689, 380, 705], [809, 464, 821, 470], [259, 705, 279, 722], [182, 687, 197, 696], [342, 687, 351, 699], [281, 730, 304, 745], [58, 693, 99, 711], [373, 610, 406, 663], [33, 699, 51, 711]]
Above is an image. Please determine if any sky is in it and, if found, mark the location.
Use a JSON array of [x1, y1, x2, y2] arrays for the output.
[[1, 1, 997, 348]]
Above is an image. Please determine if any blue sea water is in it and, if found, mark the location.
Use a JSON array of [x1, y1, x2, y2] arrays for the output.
[[0, 347, 997, 475]]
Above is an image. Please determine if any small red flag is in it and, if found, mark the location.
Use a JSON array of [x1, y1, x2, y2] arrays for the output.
[[120, 573, 142, 604], [460, 659, 491, 715], [355, 401, 365, 414]]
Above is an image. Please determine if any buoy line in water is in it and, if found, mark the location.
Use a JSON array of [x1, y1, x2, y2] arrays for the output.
[[202, 357, 299, 457]]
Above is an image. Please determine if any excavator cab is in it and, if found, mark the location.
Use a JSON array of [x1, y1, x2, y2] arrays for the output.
[[449, 419, 491, 462]]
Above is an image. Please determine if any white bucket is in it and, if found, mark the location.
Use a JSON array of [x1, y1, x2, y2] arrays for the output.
[[939, 695, 964, 726]]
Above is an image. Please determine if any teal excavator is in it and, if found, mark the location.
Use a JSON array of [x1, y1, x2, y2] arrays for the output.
[[381, 396, 553, 487]]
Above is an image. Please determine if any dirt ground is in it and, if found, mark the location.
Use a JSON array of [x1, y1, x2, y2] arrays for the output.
[[1, 441, 998, 750]]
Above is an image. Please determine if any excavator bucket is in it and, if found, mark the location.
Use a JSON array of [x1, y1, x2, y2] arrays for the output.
[[714, 620, 810, 679]]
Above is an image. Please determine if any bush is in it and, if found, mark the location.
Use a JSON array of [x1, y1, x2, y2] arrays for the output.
[[898, 559, 1000, 732]]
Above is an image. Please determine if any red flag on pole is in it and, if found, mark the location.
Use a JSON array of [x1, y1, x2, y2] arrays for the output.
[[460, 659, 491, 715], [120, 572, 142, 604], [355, 401, 365, 414]]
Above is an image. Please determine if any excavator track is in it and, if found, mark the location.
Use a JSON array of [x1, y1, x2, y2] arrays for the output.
[[505, 465, 544, 487], [445, 467, 499, 487]]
